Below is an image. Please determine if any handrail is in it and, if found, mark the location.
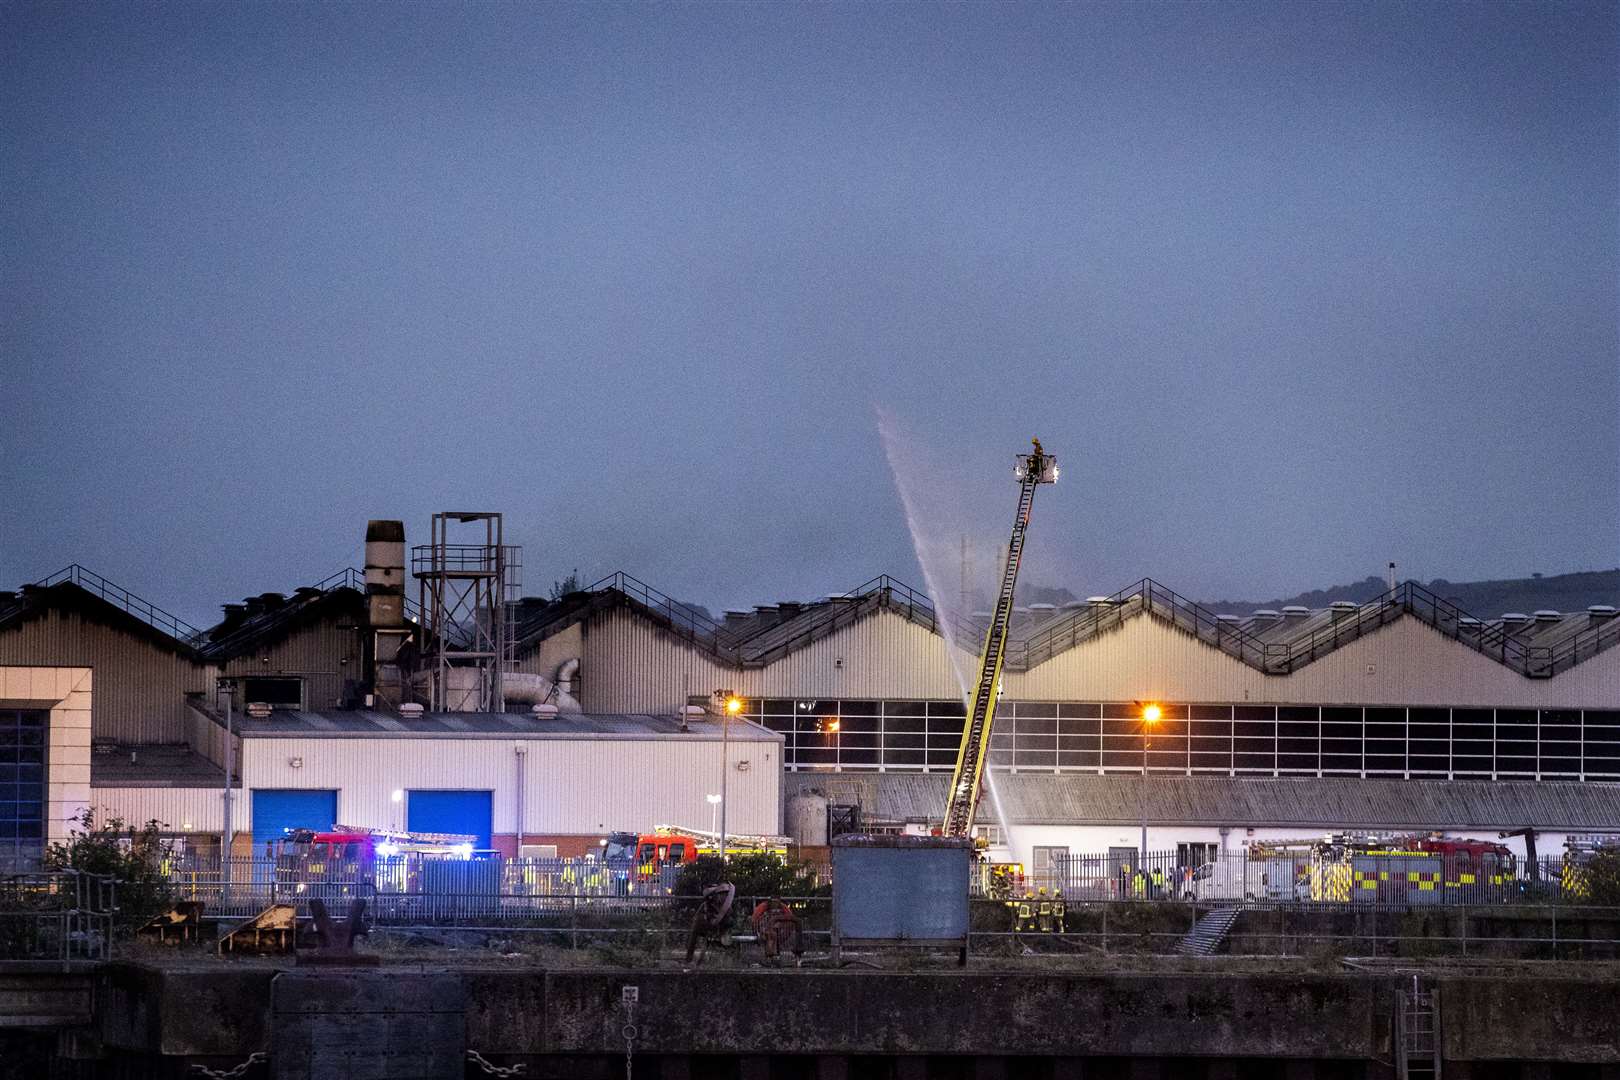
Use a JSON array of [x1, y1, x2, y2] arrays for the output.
[[587, 571, 739, 656], [201, 567, 370, 658], [32, 565, 205, 643], [577, 570, 1620, 681]]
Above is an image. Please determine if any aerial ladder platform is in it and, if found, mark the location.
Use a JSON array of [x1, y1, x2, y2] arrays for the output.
[[942, 439, 1057, 838]]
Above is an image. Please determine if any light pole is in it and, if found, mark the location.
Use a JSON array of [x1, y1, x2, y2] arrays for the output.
[[715, 692, 742, 862], [707, 793, 722, 836], [218, 678, 236, 899], [1139, 703, 1161, 866]]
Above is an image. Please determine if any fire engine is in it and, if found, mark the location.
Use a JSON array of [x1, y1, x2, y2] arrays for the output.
[[1560, 834, 1620, 900], [1309, 833, 1516, 904]]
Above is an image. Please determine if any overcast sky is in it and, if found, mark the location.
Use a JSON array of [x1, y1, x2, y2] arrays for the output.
[[3, 2, 1616, 626]]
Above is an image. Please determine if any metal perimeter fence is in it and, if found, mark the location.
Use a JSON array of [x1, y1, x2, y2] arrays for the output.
[[0, 871, 116, 962], [1043, 848, 1595, 907]]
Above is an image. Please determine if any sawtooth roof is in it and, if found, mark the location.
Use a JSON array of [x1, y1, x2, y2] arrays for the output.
[[520, 573, 1620, 681], [783, 772, 1620, 831]]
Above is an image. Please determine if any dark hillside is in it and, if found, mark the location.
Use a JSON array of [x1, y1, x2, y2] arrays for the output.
[[1203, 569, 1620, 618]]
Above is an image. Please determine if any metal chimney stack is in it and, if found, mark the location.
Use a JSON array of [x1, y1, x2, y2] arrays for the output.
[[365, 520, 407, 629], [365, 520, 411, 710]]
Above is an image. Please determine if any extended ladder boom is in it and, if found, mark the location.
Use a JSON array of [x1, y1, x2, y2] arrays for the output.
[[942, 440, 1057, 837]]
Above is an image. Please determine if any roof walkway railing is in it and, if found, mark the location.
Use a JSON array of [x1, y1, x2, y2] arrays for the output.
[[738, 575, 959, 667], [200, 567, 381, 659], [588, 571, 740, 658], [32, 565, 206, 644]]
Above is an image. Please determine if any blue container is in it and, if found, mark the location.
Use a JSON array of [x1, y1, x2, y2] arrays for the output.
[[831, 835, 972, 963]]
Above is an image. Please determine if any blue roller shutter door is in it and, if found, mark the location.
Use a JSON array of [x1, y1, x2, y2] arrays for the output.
[[250, 789, 339, 849], [406, 790, 493, 850]]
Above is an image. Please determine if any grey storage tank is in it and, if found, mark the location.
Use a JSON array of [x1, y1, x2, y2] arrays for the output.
[[786, 790, 830, 847]]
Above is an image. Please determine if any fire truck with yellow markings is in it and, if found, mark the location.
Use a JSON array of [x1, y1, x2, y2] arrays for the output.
[[1309, 833, 1516, 904]]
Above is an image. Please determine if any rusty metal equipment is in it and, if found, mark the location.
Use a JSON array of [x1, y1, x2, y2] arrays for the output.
[[684, 882, 735, 964], [750, 898, 804, 964], [138, 901, 207, 945], [219, 903, 297, 955], [297, 897, 377, 966]]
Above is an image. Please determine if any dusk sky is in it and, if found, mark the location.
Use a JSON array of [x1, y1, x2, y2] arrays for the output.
[[3, 2, 1616, 627]]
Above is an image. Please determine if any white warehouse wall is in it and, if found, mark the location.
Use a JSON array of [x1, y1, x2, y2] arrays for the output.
[[238, 732, 782, 840]]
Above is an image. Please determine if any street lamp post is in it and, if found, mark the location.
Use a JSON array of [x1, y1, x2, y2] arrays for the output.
[[707, 793, 722, 836], [1139, 704, 1161, 868], [218, 678, 236, 901], [715, 692, 742, 863]]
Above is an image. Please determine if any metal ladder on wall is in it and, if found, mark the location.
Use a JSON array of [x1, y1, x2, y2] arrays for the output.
[[1397, 975, 1440, 1080], [942, 470, 1041, 837]]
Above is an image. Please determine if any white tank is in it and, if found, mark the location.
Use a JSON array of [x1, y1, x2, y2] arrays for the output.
[[785, 791, 830, 847]]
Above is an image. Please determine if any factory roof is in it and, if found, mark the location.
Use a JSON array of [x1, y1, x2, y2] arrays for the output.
[[90, 743, 227, 788], [236, 709, 782, 741], [783, 773, 1620, 831], [197, 572, 367, 660], [515, 572, 1620, 681]]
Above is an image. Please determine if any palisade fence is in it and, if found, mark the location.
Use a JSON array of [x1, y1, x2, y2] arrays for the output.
[[158, 847, 1598, 926], [0, 871, 116, 962], [165, 855, 689, 921], [1045, 849, 1580, 906]]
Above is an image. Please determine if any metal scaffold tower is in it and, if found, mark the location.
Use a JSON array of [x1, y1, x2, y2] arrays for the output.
[[411, 512, 520, 712], [942, 440, 1058, 838]]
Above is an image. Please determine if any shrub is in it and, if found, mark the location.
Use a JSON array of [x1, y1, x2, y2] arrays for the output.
[[1580, 851, 1620, 906], [42, 809, 174, 931], [673, 853, 826, 902]]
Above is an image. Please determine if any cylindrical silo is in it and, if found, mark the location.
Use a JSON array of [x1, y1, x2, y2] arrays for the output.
[[786, 790, 830, 847]]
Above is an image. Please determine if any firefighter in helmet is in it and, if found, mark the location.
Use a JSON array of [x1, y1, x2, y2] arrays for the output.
[[1037, 887, 1053, 933], [1015, 889, 1035, 934]]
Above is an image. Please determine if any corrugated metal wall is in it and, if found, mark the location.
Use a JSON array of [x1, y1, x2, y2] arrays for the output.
[[1011, 616, 1620, 707], [220, 614, 361, 711], [238, 733, 781, 838], [583, 608, 972, 713], [514, 623, 582, 682], [89, 786, 224, 832], [0, 613, 211, 743], [582, 611, 733, 713], [585, 605, 1620, 711]]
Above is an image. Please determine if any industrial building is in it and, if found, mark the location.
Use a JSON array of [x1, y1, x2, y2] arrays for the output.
[[1, 510, 1618, 871]]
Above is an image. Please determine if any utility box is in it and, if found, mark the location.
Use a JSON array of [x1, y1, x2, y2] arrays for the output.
[[831, 835, 973, 965]]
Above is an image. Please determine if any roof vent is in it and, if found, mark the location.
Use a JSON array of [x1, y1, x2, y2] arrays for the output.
[[1458, 617, 1482, 631], [1215, 614, 1243, 623], [1588, 605, 1618, 619], [293, 586, 322, 601], [1085, 596, 1113, 605], [1328, 601, 1357, 619], [399, 703, 425, 719], [1060, 600, 1086, 610], [245, 702, 273, 719], [1252, 609, 1282, 620], [531, 703, 559, 719], [1500, 613, 1530, 623], [1532, 610, 1561, 622], [1281, 605, 1309, 617]]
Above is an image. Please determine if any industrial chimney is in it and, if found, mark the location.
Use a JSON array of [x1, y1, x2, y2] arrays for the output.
[[364, 520, 411, 709], [366, 520, 406, 629]]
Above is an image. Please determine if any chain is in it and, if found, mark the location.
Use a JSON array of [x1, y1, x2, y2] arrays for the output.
[[623, 998, 638, 1080], [466, 1050, 527, 1076], [188, 1053, 267, 1079]]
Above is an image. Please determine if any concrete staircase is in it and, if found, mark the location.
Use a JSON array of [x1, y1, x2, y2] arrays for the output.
[[1176, 905, 1242, 956]]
